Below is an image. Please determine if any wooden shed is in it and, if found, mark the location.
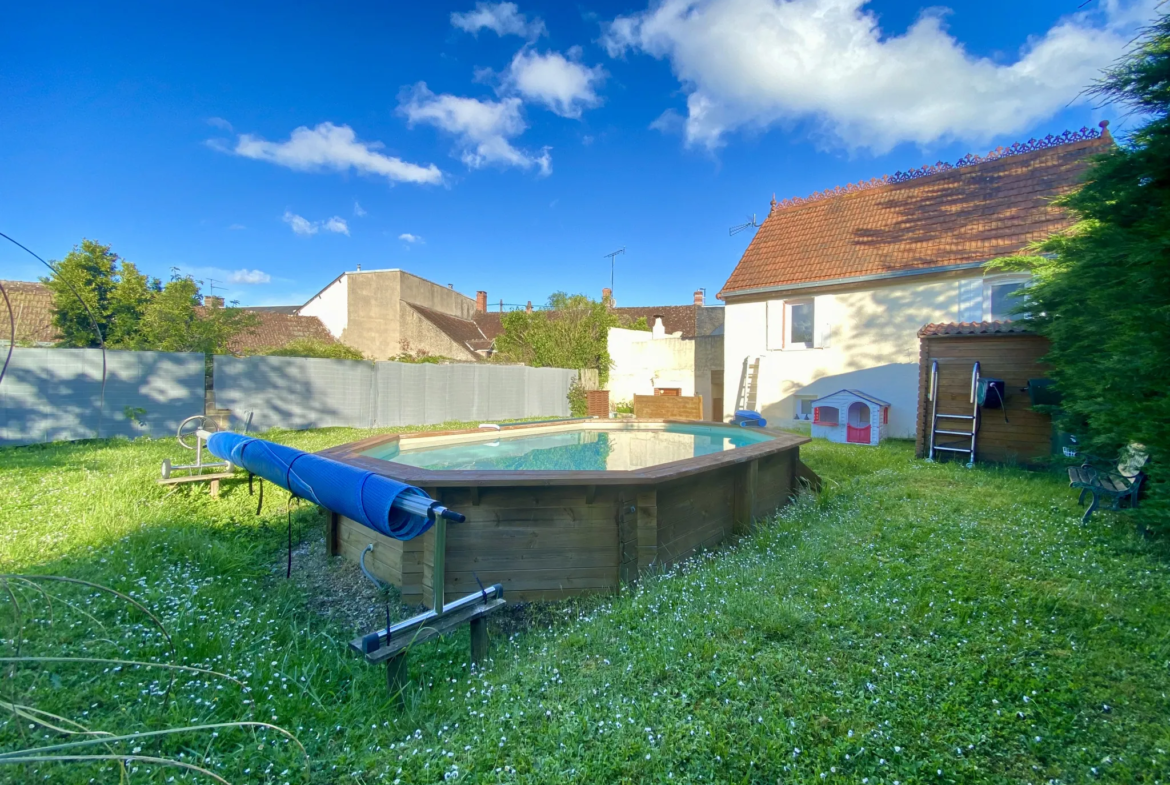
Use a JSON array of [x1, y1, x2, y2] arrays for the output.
[[916, 322, 1054, 464]]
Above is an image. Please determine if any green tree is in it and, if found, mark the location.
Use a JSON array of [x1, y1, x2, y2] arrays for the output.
[[42, 240, 154, 347], [44, 241, 256, 354], [494, 292, 617, 383], [990, 15, 1170, 528], [136, 276, 257, 354]]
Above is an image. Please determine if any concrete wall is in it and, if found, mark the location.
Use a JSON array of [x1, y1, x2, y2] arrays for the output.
[[693, 335, 724, 421], [398, 271, 477, 319], [724, 274, 973, 438], [400, 305, 479, 362], [608, 327, 695, 400], [608, 328, 725, 421]]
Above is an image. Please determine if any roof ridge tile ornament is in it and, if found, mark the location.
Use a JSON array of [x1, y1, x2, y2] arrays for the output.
[[772, 122, 1110, 212]]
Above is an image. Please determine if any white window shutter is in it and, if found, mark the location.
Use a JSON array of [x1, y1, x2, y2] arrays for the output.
[[766, 300, 784, 350], [958, 278, 983, 323], [813, 295, 834, 348]]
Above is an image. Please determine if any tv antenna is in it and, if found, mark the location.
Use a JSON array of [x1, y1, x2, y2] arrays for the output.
[[205, 277, 224, 298], [603, 247, 625, 294], [729, 214, 760, 236]]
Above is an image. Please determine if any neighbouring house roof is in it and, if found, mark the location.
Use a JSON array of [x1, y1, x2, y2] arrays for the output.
[[224, 310, 336, 354], [243, 305, 302, 315], [918, 320, 1037, 338], [407, 302, 495, 357], [1, 280, 58, 343], [720, 125, 1112, 298], [811, 389, 891, 407], [0, 279, 334, 353], [472, 311, 504, 341], [611, 305, 703, 338]]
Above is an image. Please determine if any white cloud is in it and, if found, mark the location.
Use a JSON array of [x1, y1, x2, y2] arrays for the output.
[[353, 201, 367, 217], [207, 116, 234, 132], [502, 48, 606, 118], [399, 83, 551, 175], [227, 122, 442, 184], [227, 223, 246, 231], [324, 216, 350, 235], [282, 211, 351, 237], [603, 0, 1155, 152], [283, 211, 318, 236], [229, 269, 272, 284], [398, 233, 423, 243], [451, 2, 545, 39]]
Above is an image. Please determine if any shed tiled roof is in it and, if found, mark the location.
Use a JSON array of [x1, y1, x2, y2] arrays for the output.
[[408, 302, 493, 356], [918, 320, 1036, 338], [720, 127, 1112, 297], [0, 280, 58, 343]]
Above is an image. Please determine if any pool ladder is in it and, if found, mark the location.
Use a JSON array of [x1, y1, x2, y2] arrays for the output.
[[927, 360, 979, 467]]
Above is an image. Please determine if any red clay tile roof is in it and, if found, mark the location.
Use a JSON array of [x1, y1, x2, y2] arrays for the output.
[[720, 127, 1112, 297], [1, 280, 58, 343], [225, 311, 336, 353], [918, 320, 1035, 338], [408, 302, 493, 355]]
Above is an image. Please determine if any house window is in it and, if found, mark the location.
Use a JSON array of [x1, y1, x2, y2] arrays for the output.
[[796, 396, 816, 419], [786, 299, 815, 349], [984, 275, 1030, 321]]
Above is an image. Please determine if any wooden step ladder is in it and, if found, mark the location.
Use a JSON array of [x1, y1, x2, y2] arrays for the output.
[[736, 355, 762, 412], [927, 360, 980, 467]]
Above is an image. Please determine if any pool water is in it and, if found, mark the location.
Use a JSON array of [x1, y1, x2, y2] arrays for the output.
[[366, 424, 773, 472]]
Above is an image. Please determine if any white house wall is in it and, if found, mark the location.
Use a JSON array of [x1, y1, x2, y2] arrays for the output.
[[724, 275, 972, 438], [607, 327, 696, 403], [299, 274, 348, 340]]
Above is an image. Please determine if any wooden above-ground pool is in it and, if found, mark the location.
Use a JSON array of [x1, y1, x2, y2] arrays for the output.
[[319, 419, 816, 603]]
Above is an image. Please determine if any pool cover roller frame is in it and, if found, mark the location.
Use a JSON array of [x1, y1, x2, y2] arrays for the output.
[[204, 431, 502, 671]]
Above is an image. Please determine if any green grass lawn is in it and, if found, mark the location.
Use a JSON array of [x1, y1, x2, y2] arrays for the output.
[[2, 428, 1169, 784]]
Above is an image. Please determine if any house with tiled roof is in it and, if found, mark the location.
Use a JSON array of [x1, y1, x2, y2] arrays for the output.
[[0, 282, 338, 354], [718, 123, 1111, 436], [298, 269, 500, 361]]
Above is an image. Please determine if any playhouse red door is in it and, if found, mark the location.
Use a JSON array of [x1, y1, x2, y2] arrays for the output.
[[846, 402, 871, 444]]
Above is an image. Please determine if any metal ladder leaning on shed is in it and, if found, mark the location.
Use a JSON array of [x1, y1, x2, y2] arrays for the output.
[[927, 360, 980, 467]]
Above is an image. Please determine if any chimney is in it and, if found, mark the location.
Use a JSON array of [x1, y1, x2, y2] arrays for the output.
[[204, 295, 225, 308], [652, 315, 666, 339], [476, 291, 487, 313], [526, 300, 533, 313], [356, 264, 361, 272], [693, 289, 704, 306], [602, 287, 613, 306]]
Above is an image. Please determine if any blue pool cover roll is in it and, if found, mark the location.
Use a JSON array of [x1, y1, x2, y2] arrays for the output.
[[206, 431, 434, 540]]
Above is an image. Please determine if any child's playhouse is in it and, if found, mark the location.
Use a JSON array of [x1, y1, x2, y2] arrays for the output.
[[811, 390, 890, 446]]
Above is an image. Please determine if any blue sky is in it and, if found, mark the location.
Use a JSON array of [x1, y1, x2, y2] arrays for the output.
[[1, 1, 1156, 308]]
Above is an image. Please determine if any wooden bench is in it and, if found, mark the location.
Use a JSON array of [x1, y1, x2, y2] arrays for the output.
[[1068, 448, 1147, 523]]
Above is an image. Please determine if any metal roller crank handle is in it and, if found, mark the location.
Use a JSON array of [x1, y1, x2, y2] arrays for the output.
[[391, 492, 466, 523]]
